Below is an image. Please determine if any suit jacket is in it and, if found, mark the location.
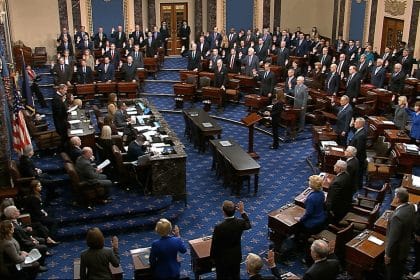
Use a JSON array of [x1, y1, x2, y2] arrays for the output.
[[284, 76, 297, 95], [208, 32, 222, 49], [345, 46, 358, 62], [345, 73, 361, 99], [80, 247, 120, 280], [97, 63, 115, 82], [113, 109, 128, 128], [104, 50, 121, 68], [210, 213, 251, 266], [370, 66, 386, 88], [399, 55, 413, 76], [242, 55, 260, 76], [120, 62, 139, 82], [318, 54, 332, 68], [93, 32, 107, 48], [51, 92, 68, 137], [295, 39, 309, 57], [76, 66, 94, 84], [145, 38, 158, 57], [357, 61, 370, 81], [213, 66, 228, 88], [334, 104, 353, 134], [389, 71, 406, 94], [300, 190, 327, 229], [258, 71, 276, 97], [393, 106, 408, 130], [197, 41, 210, 58], [325, 72, 340, 95], [129, 30, 144, 45], [57, 41, 74, 56], [150, 236, 187, 279], [336, 60, 349, 78], [385, 203, 416, 262], [111, 31, 127, 48], [0, 238, 25, 276], [346, 157, 360, 193], [77, 40, 93, 51], [130, 50, 144, 68], [271, 101, 284, 126], [275, 47, 290, 67], [326, 172, 353, 220], [51, 64, 72, 85], [293, 84, 309, 109], [227, 33, 238, 49], [255, 44, 268, 62], [186, 50, 201, 71], [225, 53, 241, 73], [75, 156, 101, 184], [303, 258, 341, 280], [349, 127, 367, 163], [179, 25, 191, 40], [127, 140, 146, 161]]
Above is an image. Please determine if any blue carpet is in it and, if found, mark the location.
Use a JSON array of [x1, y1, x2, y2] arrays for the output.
[[30, 57, 400, 279]]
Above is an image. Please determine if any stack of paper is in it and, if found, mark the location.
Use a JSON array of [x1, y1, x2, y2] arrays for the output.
[[321, 141, 338, 149]]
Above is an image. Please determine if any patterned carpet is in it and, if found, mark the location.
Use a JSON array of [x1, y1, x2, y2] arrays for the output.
[[28, 57, 401, 279]]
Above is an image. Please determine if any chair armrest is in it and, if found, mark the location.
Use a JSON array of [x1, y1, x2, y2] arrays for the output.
[[362, 186, 381, 193], [327, 224, 342, 233], [372, 156, 391, 162], [345, 218, 369, 225], [351, 205, 373, 215], [356, 195, 378, 203]]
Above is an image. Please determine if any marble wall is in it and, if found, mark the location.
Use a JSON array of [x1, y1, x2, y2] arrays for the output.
[[207, 0, 217, 31]]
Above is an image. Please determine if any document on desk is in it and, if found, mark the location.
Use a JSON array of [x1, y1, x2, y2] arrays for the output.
[[202, 122, 213, 128], [70, 129, 84, 135], [382, 120, 394, 125], [330, 147, 344, 152], [126, 107, 137, 112], [67, 105, 78, 113], [219, 141, 232, 147], [413, 175, 420, 188], [134, 125, 152, 132], [68, 120, 81, 124], [127, 110, 137, 115], [321, 141, 338, 149], [367, 235, 384, 246]]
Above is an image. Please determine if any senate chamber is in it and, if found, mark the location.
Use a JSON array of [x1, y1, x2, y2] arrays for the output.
[[0, 0, 419, 279]]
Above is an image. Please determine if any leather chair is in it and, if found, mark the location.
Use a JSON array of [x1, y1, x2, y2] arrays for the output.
[[353, 183, 390, 211], [64, 162, 105, 207], [60, 152, 73, 163], [339, 204, 380, 232], [32, 47, 47, 66], [23, 112, 61, 152], [9, 160, 35, 197], [144, 57, 159, 79]]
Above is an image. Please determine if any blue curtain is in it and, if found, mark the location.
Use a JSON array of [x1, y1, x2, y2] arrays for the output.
[[91, 0, 124, 36], [349, 0, 366, 42], [226, 0, 253, 31]]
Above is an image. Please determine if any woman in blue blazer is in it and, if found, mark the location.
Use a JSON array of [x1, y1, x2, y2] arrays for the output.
[[297, 175, 327, 235], [150, 218, 187, 279], [406, 102, 420, 143]]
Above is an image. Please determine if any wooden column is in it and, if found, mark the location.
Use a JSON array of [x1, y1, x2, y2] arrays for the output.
[[148, 0, 156, 28], [368, 0, 378, 44], [134, 0, 143, 26], [408, 1, 420, 49], [332, 0, 339, 41], [338, 0, 346, 36], [207, 0, 216, 31], [72, 0, 81, 29]]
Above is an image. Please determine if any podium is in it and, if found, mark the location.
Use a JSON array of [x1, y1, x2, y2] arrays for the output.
[[241, 113, 262, 159]]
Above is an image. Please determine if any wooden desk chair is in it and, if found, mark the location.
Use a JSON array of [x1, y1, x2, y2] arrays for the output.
[[367, 151, 397, 184], [355, 95, 377, 117], [311, 223, 354, 263], [9, 160, 35, 197], [136, 69, 146, 90], [202, 86, 225, 107], [117, 81, 138, 99], [32, 47, 47, 66], [174, 83, 196, 103], [60, 152, 73, 164], [75, 84, 96, 101], [366, 136, 391, 161], [339, 204, 380, 232], [280, 108, 301, 140], [179, 70, 198, 82], [144, 57, 159, 79], [353, 183, 390, 211], [366, 123, 378, 148], [196, 76, 211, 100]]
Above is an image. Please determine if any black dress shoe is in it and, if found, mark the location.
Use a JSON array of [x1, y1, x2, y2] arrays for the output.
[[38, 266, 48, 272], [270, 145, 278, 149]]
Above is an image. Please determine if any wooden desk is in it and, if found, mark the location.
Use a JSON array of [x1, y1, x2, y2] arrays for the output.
[[393, 143, 420, 173], [311, 125, 338, 151], [294, 187, 327, 208], [74, 258, 123, 280], [210, 139, 260, 195], [321, 146, 346, 173], [173, 83, 196, 101], [391, 192, 420, 209], [131, 247, 152, 280], [367, 116, 396, 140], [244, 94, 269, 111], [188, 237, 214, 279], [384, 129, 411, 146], [68, 109, 95, 148], [268, 204, 305, 241], [345, 230, 385, 278], [183, 109, 222, 152], [400, 174, 420, 195], [234, 74, 257, 94], [369, 89, 393, 112], [202, 86, 225, 107], [373, 210, 392, 235]]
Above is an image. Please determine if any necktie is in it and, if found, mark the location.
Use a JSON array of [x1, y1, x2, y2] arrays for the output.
[[402, 57, 406, 63], [28, 70, 35, 80], [136, 31, 139, 38], [85, 41, 88, 47], [229, 34, 232, 41], [192, 51, 195, 59], [338, 61, 343, 74], [111, 51, 114, 58], [328, 74, 333, 88], [135, 52, 138, 58], [128, 64, 131, 67], [347, 74, 353, 86], [61, 65, 64, 72], [264, 71, 267, 79], [375, 67, 380, 75], [105, 64, 108, 72], [321, 55, 325, 65], [230, 56, 234, 69], [83, 67, 86, 73], [248, 56, 252, 66], [119, 32, 121, 40]]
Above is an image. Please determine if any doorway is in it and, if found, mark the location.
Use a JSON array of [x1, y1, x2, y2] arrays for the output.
[[381, 17, 404, 53], [160, 3, 188, 55]]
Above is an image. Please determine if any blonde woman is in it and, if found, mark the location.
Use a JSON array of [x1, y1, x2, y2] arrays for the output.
[[392, 95, 408, 130], [107, 93, 118, 119], [149, 218, 186, 279]]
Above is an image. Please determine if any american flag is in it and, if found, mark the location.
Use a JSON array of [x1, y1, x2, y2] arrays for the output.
[[11, 81, 31, 153]]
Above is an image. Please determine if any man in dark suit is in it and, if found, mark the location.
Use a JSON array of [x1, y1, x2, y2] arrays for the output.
[[76, 59, 93, 84], [225, 48, 240, 74], [75, 147, 111, 199], [389, 63, 406, 94], [51, 57, 72, 86], [130, 44, 144, 68], [284, 69, 297, 95], [227, 28, 238, 49], [345, 66, 361, 103], [97, 56, 115, 82], [93, 27, 107, 49], [57, 35, 73, 56], [58, 27, 73, 45], [357, 54, 370, 82], [213, 59, 228, 89], [186, 43, 201, 71], [325, 64, 340, 95], [197, 35, 210, 58], [113, 102, 129, 128], [303, 239, 340, 280], [334, 95, 353, 145], [294, 33, 308, 57], [104, 43, 121, 69], [159, 21, 170, 55], [385, 187, 416, 280], [245, 251, 281, 279], [294, 76, 309, 132], [381, 46, 393, 71], [151, 25, 162, 47], [244, 29, 256, 47], [240, 47, 260, 77], [77, 34, 93, 51], [318, 47, 332, 70], [208, 48, 221, 71], [344, 145, 360, 194], [344, 40, 358, 64], [399, 49, 413, 76], [208, 26, 222, 50], [336, 53, 349, 79], [210, 200, 251, 280], [253, 62, 276, 100], [127, 134, 147, 161], [129, 24, 144, 45], [326, 160, 353, 224], [254, 38, 268, 64], [145, 31, 158, 57], [349, 117, 367, 189], [120, 56, 139, 82], [179, 21, 191, 55], [74, 26, 89, 44], [275, 41, 290, 68], [111, 25, 126, 49], [371, 58, 386, 88], [51, 84, 68, 147], [266, 93, 285, 149]]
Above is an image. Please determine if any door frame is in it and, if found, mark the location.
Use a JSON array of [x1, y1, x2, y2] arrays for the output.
[[380, 17, 404, 54], [159, 2, 188, 55]]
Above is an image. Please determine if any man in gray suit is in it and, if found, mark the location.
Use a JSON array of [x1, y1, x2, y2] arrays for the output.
[[75, 147, 112, 199], [240, 47, 260, 77], [385, 187, 416, 280], [293, 76, 308, 132]]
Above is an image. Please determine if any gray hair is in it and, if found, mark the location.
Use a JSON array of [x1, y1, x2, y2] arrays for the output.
[[395, 187, 409, 203], [22, 145, 34, 157], [3, 205, 18, 219], [355, 117, 365, 126], [246, 253, 264, 274], [346, 146, 357, 157], [335, 159, 347, 171], [311, 239, 330, 259]]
